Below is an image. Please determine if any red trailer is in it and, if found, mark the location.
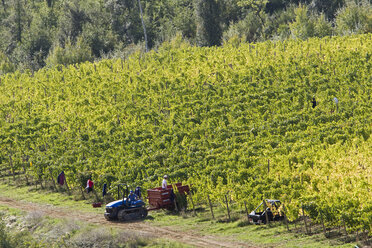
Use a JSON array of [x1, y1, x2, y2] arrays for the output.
[[147, 182, 190, 210]]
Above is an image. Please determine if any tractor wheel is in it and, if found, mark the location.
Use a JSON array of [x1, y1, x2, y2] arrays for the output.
[[118, 209, 128, 221], [140, 208, 148, 218], [104, 215, 113, 221]]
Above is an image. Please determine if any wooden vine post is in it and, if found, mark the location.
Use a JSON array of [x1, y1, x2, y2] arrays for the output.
[[64, 176, 71, 195], [174, 196, 179, 212], [320, 211, 327, 237], [49, 168, 57, 191], [188, 191, 196, 216], [263, 200, 269, 225], [225, 194, 231, 221], [80, 186, 86, 200], [342, 218, 348, 236], [9, 154, 15, 181], [282, 204, 290, 231], [244, 201, 249, 221], [302, 204, 309, 234], [207, 195, 215, 219], [22, 162, 29, 185]]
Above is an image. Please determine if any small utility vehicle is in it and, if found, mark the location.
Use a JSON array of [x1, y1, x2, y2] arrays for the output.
[[249, 199, 284, 224]]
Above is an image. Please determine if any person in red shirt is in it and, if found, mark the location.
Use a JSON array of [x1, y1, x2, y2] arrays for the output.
[[86, 178, 94, 193]]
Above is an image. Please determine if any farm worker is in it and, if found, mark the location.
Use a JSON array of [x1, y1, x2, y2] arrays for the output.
[[135, 186, 141, 198], [312, 97, 317, 108], [102, 183, 107, 197], [127, 190, 138, 205], [86, 178, 94, 193], [162, 175, 168, 189], [57, 171, 65, 186], [333, 97, 339, 112]]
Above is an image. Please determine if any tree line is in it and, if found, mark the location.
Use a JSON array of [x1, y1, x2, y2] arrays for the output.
[[0, 0, 371, 74]]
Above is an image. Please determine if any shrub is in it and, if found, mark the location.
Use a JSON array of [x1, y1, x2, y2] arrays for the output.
[[335, 0, 372, 35], [0, 51, 16, 75], [314, 13, 333, 37], [222, 11, 264, 43], [46, 37, 93, 67]]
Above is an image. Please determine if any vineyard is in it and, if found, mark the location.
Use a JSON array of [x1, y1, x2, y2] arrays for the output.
[[0, 34, 371, 238]]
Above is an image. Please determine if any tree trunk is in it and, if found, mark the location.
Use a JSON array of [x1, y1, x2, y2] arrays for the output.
[[137, 0, 148, 52], [23, 163, 29, 185]]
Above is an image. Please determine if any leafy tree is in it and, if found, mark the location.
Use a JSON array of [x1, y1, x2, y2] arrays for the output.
[[308, 0, 345, 19], [238, 0, 268, 24], [289, 4, 315, 39], [105, 0, 144, 46], [223, 11, 264, 43], [56, 0, 89, 45], [195, 0, 222, 46]]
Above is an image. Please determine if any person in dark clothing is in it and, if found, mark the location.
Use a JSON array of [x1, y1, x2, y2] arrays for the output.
[[102, 183, 107, 197], [312, 97, 317, 108], [57, 171, 65, 186], [127, 190, 138, 205], [135, 186, 141, 199]]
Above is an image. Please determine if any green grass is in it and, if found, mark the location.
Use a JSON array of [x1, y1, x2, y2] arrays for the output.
[[147, 208, 358, 248], [0, 179, 103, 214], [0, 199, 190, 247], [0, 180, 361, 247], [0, 205, 23, 216]]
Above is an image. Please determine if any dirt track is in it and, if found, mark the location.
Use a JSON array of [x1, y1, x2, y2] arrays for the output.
[[0, 196, 256, 248]]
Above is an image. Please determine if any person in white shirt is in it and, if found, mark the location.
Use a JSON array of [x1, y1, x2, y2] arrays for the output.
[[162, 175, 168, 189]]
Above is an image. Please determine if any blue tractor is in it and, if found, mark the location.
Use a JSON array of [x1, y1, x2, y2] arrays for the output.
[[104, 185, 148, 221]]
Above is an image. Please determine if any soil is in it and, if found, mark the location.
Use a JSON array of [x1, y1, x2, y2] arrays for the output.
[[0, 196, 256, 248]]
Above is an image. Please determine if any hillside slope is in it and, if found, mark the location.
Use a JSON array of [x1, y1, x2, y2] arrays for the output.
[[0, 34, 371, 232]]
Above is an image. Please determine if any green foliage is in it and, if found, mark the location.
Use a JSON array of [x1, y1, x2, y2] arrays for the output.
[[0, 52, 15, 75], [45, 37, 93, 67], [313, 13, 333, 37], [195, 0, 222, 46], [0, 0, 370, 72], [0, 34, 371, 234], [289, 4, 315, 39], [0, 216, 12, 248], [223, 11, 264, 43], [335, 0, 372, 35]]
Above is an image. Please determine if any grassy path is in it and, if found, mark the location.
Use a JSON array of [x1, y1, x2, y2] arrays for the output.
[[0, 181, 360, 247], [0, 195, 255, 248]]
